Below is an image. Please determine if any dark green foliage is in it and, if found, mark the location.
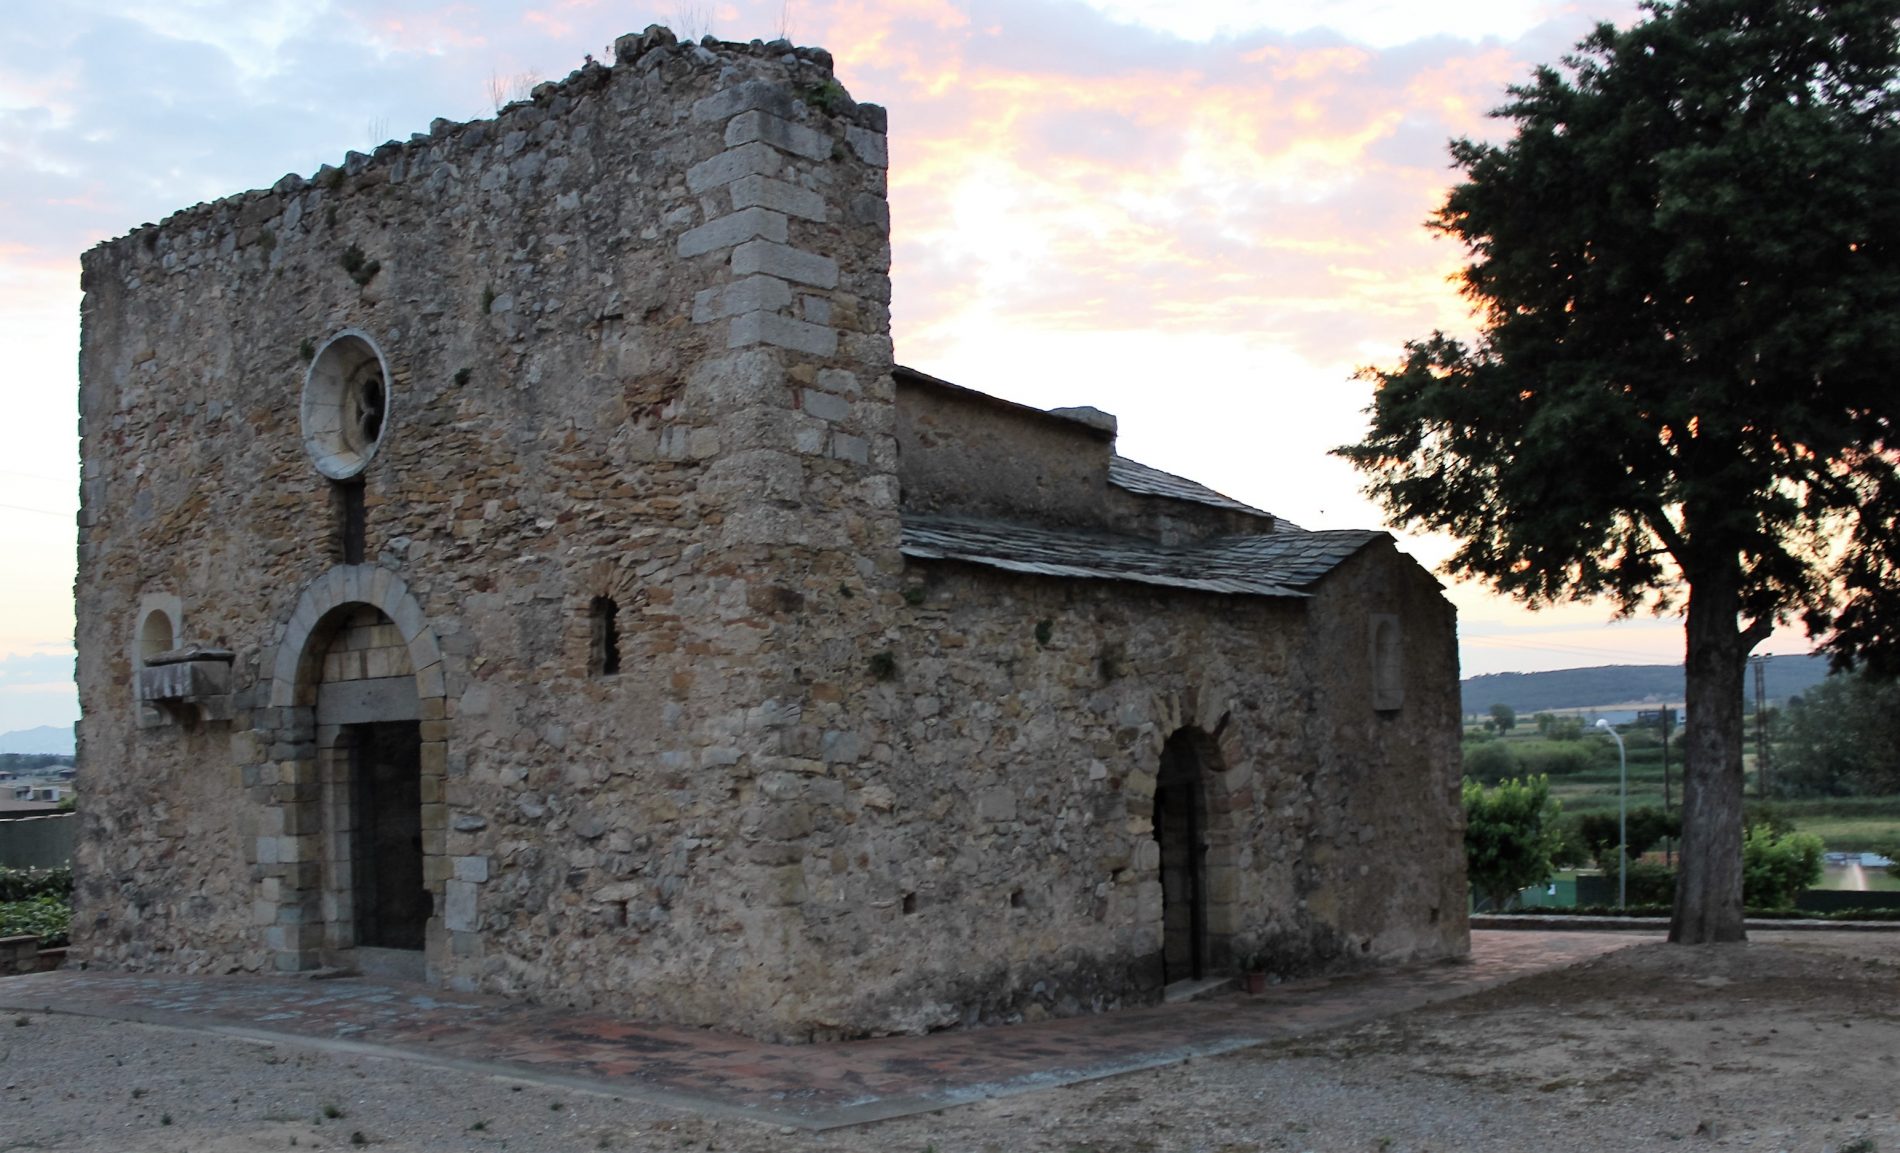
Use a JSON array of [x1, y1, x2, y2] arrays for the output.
[[1339, 0, 1900, 940], [1033, 619, 1053, 646], [1624, 860, 1679, 906], [339, 245, 381, 287], [1533, 713, 1585, 741], [1463, 739, 1520, 785], [1773, 671, 1900, 797], [1464, 775, 1565, 910], [299, 338, 315, 362], [1742, 824, 1824, 908], [453, 367, 472, 387], [0, 894, 71, 945], [1513, 739, 1605, 777], [868, 651, 896, 681], [0, 866, 71, 902], [798, 79, 851, 114], [481, 285, 497, 314], [1488, 703, 1517, 732], [1575, 807, 1682, 871]]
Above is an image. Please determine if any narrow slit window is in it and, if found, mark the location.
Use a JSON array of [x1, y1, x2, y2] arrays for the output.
[[590, 596, 621, 676], [339, 481, 366, 564]]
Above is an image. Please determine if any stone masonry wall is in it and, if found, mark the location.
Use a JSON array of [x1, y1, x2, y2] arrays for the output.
[[73, 23, 1463, 1042], [75, 27, 904, 1036]]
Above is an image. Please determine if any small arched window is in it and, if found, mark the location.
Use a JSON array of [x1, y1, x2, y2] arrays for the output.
[[1370, 614, 1403, 712], [589, 596, 621, 677], [138, 609, 176, 665]]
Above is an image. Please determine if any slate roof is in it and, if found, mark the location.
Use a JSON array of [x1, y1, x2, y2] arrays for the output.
[[900, 515, 1384, 598], [1108, 456, 1271, 519]]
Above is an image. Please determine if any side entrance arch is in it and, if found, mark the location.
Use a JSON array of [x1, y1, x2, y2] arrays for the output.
[[261, 565, 447, 976], [1152, 726, 1239, 984]]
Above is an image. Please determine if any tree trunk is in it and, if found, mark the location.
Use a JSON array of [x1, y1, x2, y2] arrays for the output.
[[1670, 574, 1751, 944]]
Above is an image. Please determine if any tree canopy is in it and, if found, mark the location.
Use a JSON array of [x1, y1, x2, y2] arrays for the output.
[[1338, 0, 1900, 942], [1464, 776, 1566, 911]]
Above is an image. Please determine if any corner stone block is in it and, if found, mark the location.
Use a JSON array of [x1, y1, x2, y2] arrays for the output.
[[730, 174, 827, 223], [443, 879, 479, 932], [730, 311, 838, 357], [686, 142, 782, 194], [678, 206, 789, 259], [731, 239, 838, 289], [692, 274, 793, 324], [692, 79, 797, 124], [801, 389, 850, 423], [845, 125, 888, 168], [453, 855, 490, 883], [725, 110, 833, 163]]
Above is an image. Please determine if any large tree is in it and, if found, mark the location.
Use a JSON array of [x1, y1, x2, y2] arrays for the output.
[[1338, 0, 1900, 943]]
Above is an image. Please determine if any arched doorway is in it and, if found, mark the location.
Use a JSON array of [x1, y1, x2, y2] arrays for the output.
[[261, 565, 447, 977], [313, 606, 427, 954], [1154, 728, 1210, 983]]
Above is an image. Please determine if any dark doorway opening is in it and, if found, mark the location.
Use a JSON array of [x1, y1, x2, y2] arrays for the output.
[[1154, 729, 1208, 983], [349, 720, 427, 950]]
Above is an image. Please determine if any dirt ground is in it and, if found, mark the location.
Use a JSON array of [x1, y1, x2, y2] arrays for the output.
[[2, 930, 1896, 1153]]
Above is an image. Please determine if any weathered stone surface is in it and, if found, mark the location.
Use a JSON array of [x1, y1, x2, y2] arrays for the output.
[[677, 206, 788, 258], [70, 26, 1463, 1048], [729, 311, 838, 356], [685, 142, 782, 193], [729, 173, 827, 222], [724, 110, 833, 162], [731, 239, 839, 288]]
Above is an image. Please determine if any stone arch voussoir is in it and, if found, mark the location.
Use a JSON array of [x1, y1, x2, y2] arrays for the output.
[[270, 565, 444, 708]]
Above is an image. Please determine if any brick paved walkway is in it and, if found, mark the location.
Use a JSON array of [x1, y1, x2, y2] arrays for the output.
[[0, 930, 1643, 1130]]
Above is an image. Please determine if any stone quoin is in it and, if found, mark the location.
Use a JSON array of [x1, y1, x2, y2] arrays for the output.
[[72, 26, 1468, 1042]]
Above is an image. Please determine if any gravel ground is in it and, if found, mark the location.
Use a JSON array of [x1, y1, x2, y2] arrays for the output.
[[2, 930, 1896, 1153]]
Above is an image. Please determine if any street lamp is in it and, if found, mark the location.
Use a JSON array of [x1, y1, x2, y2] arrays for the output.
[[1595, 718, 1628, 909]]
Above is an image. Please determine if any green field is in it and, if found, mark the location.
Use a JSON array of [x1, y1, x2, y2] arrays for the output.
[[1466, 717, 1900, 852]]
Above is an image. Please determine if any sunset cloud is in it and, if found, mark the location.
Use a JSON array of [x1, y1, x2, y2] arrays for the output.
[[2, 0, 1750, 737]]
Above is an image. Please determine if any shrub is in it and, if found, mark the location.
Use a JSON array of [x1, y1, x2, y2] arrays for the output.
[[1623, 860, 1677, 906], [1464, 775, 1564, 911], [0, 894, 71, 946], [1513, 739, 1602, 777], [1741, 824, 1824, 909], [0, 867, 72, 902], [1463, 740, 1520, 785]]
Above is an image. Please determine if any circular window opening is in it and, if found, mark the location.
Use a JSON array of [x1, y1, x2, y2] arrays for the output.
[[302, 331, 392, 479]]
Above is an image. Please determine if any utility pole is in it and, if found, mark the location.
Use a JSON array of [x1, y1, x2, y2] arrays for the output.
[[1660, 706, 1674, 867], [1752, 654, 1772, 799]]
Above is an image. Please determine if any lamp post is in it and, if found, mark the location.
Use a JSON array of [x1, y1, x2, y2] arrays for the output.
[[1595, 718, 1628, 908]]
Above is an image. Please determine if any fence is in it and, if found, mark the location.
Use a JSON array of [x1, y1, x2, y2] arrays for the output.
[[0, 814, 75, 869]]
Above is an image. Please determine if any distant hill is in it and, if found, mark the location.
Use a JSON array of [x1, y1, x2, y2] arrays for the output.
[[1461, 654, 1832, 716], [0, 725, 75, 756]]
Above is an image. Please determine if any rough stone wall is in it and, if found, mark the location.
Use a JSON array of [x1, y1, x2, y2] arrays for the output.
[[895, 376, 1113, 525], [72, 23, 1464, 1043], [74, 28, 903, 1037], [762, 543, 1465, 1032]]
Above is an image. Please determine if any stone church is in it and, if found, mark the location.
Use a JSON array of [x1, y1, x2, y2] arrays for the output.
[[72, 27, 1467, 1041]]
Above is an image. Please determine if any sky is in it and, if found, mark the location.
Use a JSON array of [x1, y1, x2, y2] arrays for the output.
[[0, 0, 1823, 736]]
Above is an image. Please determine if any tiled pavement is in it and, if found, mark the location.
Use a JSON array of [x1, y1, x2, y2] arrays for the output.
[[0, 930, 1644, 1130]]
